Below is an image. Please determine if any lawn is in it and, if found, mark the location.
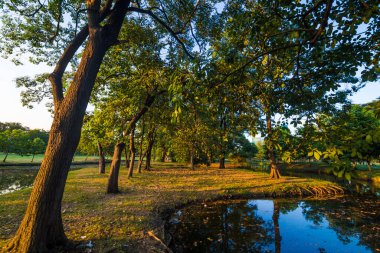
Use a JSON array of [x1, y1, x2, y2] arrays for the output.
[[0, 153, 99, 164], [0, 164, 344, 252]]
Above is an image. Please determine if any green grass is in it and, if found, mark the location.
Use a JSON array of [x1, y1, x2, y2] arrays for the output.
[[0, 164, 345, 252], [0, 153, 99, 164]]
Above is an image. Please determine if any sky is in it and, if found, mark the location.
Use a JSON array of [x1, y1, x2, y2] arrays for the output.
[[0, 58, 379, 130]]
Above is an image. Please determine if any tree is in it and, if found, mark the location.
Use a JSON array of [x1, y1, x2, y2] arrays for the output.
[[29, 138, 46, 162], [1, 0, 205, 251]]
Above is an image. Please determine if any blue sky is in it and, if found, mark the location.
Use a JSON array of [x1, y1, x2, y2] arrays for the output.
[[0, 58, 379, 130]]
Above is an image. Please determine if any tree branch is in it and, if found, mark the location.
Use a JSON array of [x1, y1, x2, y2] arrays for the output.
[[310, 0, 333, 45], [127, 6, 194, 59], [49, 0, 116, 109]]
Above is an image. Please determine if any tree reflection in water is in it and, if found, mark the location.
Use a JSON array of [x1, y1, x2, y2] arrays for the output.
[[168, 197, 379, 253]]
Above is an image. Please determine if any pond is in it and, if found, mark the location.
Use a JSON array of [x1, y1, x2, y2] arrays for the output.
[[167, 197, 379, 253]]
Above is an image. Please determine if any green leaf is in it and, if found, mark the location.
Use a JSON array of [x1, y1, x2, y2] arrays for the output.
[[314, 151, 321, 160], [345, 173, 351, 181], [337, 169, 344, 178], [365, 134, 372, 143]]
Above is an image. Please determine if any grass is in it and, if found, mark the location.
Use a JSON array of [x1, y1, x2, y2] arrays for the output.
[[0, 163, 345, 252], [281, 161, 380, 183], [0, 153, 99, 164]]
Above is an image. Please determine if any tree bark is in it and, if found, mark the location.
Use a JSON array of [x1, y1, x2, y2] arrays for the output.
[[219, 156, 225, 169], [160, 146, 167, 162], [98, 142, 106, 174], [31, 154, 35, 163], [124, 146, 130, 169], [145, 141, 154, 171], [144, 130, 155, 171], [128, 127, 136, 178], [137, 122, 145, 173], [4, 3, 130, 250], [267, 114, 281, 179], [107, 142, 126, 194]]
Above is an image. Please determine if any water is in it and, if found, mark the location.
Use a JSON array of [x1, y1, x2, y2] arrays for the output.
[[167, 198, 379, 253], [0, 164, 97, 195]]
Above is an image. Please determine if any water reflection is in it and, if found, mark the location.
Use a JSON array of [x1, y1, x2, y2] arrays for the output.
[[168, 198, 379, 253], [0, 164, 96, 195], [0, 168, 37, 195]]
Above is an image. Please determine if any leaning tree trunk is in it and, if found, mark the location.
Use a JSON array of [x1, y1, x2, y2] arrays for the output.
[[107, 142, 126, 194], [98, 142, 106, 174], [31, 154, 35, 163], [3, 25, 115, 252], [128, 127, 136, 178], [267, 114, 281, 179], [2, 151, 8, 163]]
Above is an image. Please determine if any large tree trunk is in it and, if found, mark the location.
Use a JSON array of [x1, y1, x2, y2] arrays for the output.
[[267, 114, 281, 179], [98, 142, 106, 174], [273, 200, 281, 253], [4, 3, 130, 249], [107, 142, 126, 194], [128, 127, 136, 178]]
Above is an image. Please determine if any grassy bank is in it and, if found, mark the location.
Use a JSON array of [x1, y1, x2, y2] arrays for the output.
[[281, 162, 380, 183], [0, 153, 99, 164], [0, 164, 344, 252]]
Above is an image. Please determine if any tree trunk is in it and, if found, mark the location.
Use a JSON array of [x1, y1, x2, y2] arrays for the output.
[[3, 151, 8, 163], [267, 114, 281, 179], [219, 156, 225, 169], [3, 26, 114, 252], [107, 142, 126, 194], [160, 147, 167, 162], [98, 142, 106, 174], [128, 127, 136, 178], [367, 159, 372, 172], [3, 1, 132, 250], [273, 200, 281, 253], [31, 154, 35, 163], [124, 146, 130, 169], [137, 123, 145, 174], [145, 142, 153, 171], [190, 153, 195, 170]]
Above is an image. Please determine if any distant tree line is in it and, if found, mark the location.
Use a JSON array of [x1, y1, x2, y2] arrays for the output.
[[0, 122, 48, 162]]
